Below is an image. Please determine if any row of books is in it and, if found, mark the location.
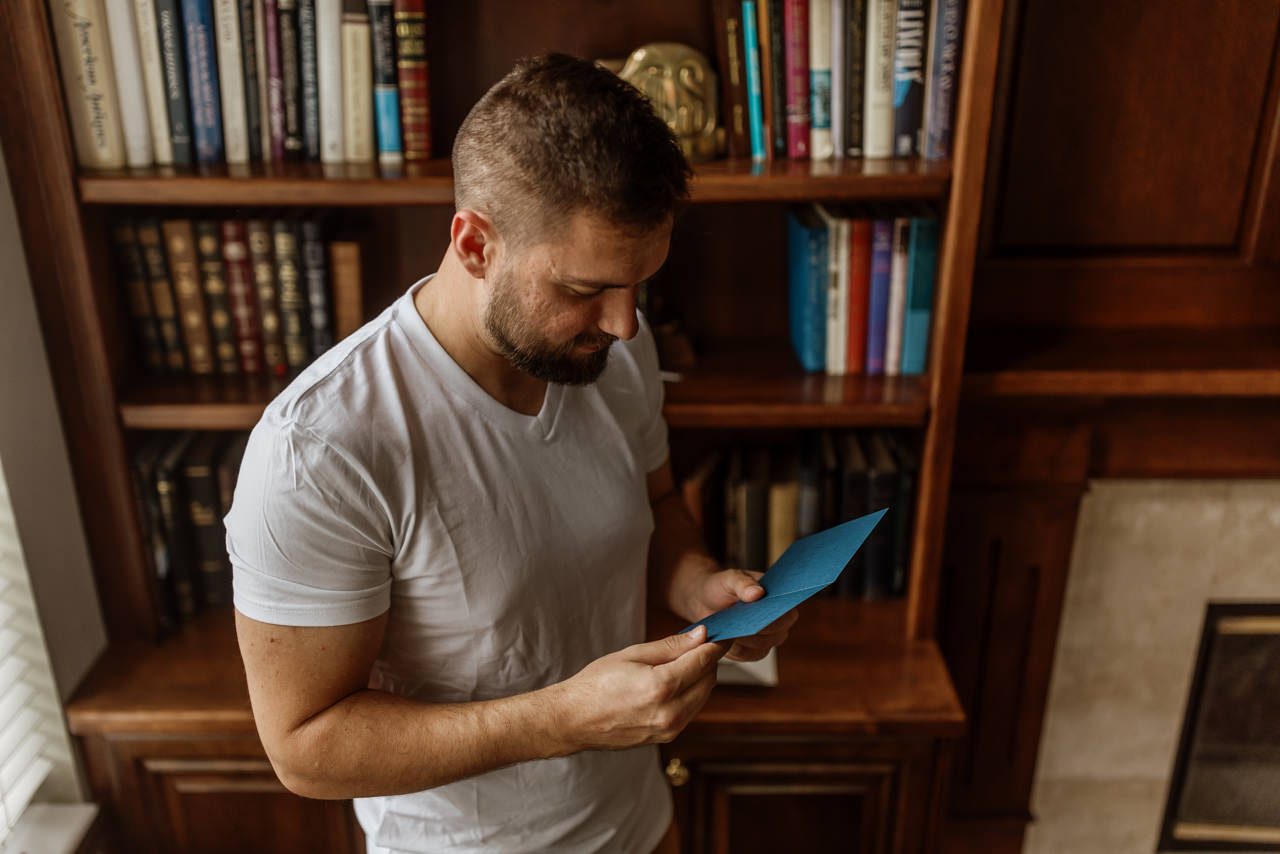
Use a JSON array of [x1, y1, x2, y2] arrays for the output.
[[788, 203, 937, 376], [50, 0, 429, 170], [111, 215, 361, 376], [714, 0, 964, 162], [130, 430, 248, 632], [682, 430, 917, 601]]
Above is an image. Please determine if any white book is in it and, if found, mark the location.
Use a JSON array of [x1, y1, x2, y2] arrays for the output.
[[863, 0, 896, 157], [48, 0, 126, 169], [815, 205, 847, 376], [884, 216, 911, 376], [103, 1, 153, 167], [317, 0, 344, 163], [808, 0, 834, 159], [341, 10, 374, 162], [829, 0, 845, 158], [254, 0, 272, 162], [132, 0, 174, 165], [212, 0, 249, 164]]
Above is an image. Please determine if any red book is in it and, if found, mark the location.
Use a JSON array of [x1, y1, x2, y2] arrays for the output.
[[263, 0, 286, 161], [221, 220, 265, 375], [393, 0, 430, 160], [783, 0, 810, 158], [846, 218, 872, 374]]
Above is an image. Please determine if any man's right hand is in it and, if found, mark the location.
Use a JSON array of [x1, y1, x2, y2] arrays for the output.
[[552, 625, 727, 751]]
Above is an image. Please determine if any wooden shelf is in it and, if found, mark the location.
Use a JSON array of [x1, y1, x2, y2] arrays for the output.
[[66, 598, 963, 738], [964, 328, 1280, 398], [119, 350, 929, 431], [77, 157, 951, 207]]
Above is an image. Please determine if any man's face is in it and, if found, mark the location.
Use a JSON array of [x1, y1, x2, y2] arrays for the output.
[[482, 211, 671, 386]]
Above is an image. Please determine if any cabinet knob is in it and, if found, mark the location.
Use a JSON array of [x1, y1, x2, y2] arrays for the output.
[[664, 757, 690, 787]]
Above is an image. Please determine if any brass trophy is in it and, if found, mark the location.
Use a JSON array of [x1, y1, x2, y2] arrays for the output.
[[614, 43, 721, 163]]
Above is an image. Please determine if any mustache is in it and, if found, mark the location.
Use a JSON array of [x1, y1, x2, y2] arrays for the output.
[[571, 332, 618, 350]]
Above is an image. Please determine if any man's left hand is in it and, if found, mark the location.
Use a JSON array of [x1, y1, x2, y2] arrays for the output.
[[686, 568, 798, 662]]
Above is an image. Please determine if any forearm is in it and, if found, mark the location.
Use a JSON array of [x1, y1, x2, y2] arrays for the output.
[[277, 682, 572, 800], [647, 490, 721, 621]]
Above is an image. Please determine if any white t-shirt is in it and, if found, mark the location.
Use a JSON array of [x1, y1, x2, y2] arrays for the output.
[[226, 275, 673, 853]]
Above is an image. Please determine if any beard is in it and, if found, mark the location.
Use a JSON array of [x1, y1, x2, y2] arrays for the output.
[[482, 267, 617, 386]]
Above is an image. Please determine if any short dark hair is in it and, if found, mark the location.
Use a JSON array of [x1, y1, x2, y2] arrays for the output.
[[452, 52, 692, 245]]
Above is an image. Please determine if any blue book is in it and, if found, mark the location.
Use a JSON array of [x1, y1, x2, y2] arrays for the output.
[[901, 218, 939, 375], [787, 208, 828, 372], [367, 0, 402, 162], [155, 0, 194, 166], [924, 0, 966, 160], [180, 0, 224, 164], [892, 0, 929, 156], [865, 219, 894, 375], [741, 1, 768, 161]]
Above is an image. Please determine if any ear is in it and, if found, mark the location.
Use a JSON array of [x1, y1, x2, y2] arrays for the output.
[[450, 209, 499, 279]]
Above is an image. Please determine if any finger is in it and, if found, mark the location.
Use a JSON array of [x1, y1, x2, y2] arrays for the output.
[[623, 626, 708, 666], [655, 636, 728, 688], [714, 569, 766, 603]]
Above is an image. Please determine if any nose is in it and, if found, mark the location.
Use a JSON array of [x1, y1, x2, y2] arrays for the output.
[[597, 287, 639, 341]]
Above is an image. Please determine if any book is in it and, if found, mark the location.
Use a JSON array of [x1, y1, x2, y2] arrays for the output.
[[814, 205, 847, 375], [155, 0, 196, 165], [923, 0, 965, 160], [787, 206, 827, 372], [808, 0, 834, 159], [865, 217, 893, 374], [212, 0, 251, 164], [298, 0, 321, 159], [862, 0, 895, 157], [316, 0, 344, 162], [741, 0, 768, 161], [154, 431, 199, 621], [782, 0, 810, 158], [135, 218, 186, 372], [901, 216, 939, 375], [340, 0, 374, 162], [184, 432, 231, 607], [767, 449, 800, 565], [329, 240, 363, 337], [829, 0, 844, 158], [131, 433, 180, 634], [795, 436, 822, 539], [221, 220, 264, 373], [238, 0, 264, 162], [892, 0, 928, 156], [368, 0, 403, 163], [48, 0, 127, 169], [104, 1, 155, 167], [247, 219, 288, 374], [712, 0, 750, 159], [300, 218, 332, 356], [763, 0, 788, 158], [133, 0, 176, 165], [860, 431, 898, 600], [846, 216, 871, 375], [252, 0, 273, 161], [736, 448, 771, 571], [835, 432, 868, 598], [161, 219, 214, 374], [277, 0, 305, 158], [394, 0, 431, 161], [273, 219, 310, 368], [181, 0, 226, 164], [842, 0, 867, 157], [884, 432, 917, 597], [884, 215, 910, 376], [111, 221, 165, 374], [193, 221, 240, 373], [263, 0, 286, 160], [756, 0, 778, 161]]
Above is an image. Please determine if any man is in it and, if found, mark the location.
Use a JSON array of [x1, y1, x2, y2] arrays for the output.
[[227, 53, 796, 853]]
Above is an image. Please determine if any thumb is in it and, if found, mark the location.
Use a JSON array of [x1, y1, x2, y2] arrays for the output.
[[621, 625, 708, 666], [716, 569, 765, 603]]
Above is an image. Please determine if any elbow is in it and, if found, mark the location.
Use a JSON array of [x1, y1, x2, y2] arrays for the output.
[[262, 730, 344, 800]]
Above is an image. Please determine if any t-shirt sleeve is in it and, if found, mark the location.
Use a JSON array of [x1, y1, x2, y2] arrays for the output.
[[226, 420, 394, 627], [628, 312, 670, 474]]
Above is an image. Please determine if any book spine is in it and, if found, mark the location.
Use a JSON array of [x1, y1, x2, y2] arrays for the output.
[[846, 218, 872, 374], [300, 219, 332, 356], [923, 0, 964, 160], [104, 2, 154, 167], [316, 0, 344, 162], [843, 0, 866, 157], [162, 219, 213, 373], [865, 218, 892, 375], [394, 0, 430, 161], [712, 0, 749, 159], [181, 0, 225, 164], [254, 0, 275, 161], [247, 219, 288, 374], [273, 219, 311, 368], [340, 6, 374, 162], [829, 0, 844, 158], [213, 0, 250, 164], [741, 1, 767, 162], [237, 0, 263, 161], [136, 218, 186, 372], [901, 217, 938, 375], [826, 217, 849, 375], [884, 215, 910, 376], [782, 0, 810, 158], [808, 0, 833, 159], [892, 0, 927, 156], [786, 210, 827, 372], [111, 221, 165, 373], [194, 221, 240, 373], [298, 0, 321, 159], [329, 241, 363, 337], [368, 0, 403, 163], [863, 0, 895, 157], [155, 438, 197, 621], [756, 0, 776, 162], [129, 443, 177, 634], [48, 0, 127, 169], [277, 0, 305, 158], [262, 0, 286, 160], [765, 0, 788, 158], [185, 447, 232, 607], [220, 220, 264, 373], [133, 0, 176, 165], [155, 0, 195, 165]]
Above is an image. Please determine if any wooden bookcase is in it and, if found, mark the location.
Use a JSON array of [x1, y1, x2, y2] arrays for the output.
[[0, 0, 1007, 850]]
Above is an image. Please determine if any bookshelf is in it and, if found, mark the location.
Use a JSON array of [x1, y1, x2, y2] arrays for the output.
[[1, 0, 1007, 850]]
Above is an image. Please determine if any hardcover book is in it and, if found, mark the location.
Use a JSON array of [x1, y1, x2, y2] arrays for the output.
[[136, 218, 186, 372], [193, 220, 240, 374], [891, 0, 928, 156], [161, 219, 214, 374], [394, 0, 431, 160]]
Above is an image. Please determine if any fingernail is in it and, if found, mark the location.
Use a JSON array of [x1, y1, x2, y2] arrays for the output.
[[690, 625, 706, 641]]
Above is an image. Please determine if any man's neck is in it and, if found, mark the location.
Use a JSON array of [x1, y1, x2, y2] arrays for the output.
[[415, 252, 549, 416]]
